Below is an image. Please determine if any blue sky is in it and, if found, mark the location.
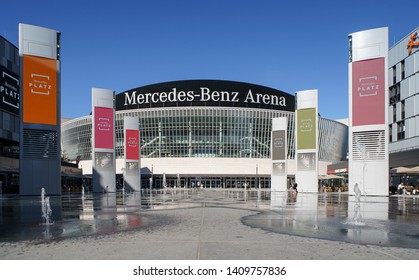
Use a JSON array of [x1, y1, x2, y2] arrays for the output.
[[1, 0, 418, 120]]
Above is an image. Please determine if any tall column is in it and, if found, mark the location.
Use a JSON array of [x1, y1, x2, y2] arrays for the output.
[[92, 88, 116, 193], [295, 90, 318, 193], [19, 24, 61, 195], [124, 116, 141, 192], [348, 27, 389, 196], [271, 117, 288, 192]]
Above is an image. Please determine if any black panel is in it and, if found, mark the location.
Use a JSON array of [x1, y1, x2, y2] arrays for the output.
[[0, 65, 19, 115], [389, 148, 419, 168], [115, 80, 295, 112]]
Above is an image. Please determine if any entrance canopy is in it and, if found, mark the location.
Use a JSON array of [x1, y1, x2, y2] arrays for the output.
[[391, 166, 419, 174], [318, 174, 345, 180]]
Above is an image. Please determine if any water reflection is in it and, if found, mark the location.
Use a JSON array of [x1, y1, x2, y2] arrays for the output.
[[1, 190, 419, 249], [255, 191, 419, 249], [0, 192, 145, 242]]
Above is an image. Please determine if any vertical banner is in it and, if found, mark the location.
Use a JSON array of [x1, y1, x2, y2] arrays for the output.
[[124, 116, 141, 192], [296, 108, 316, 150], [126, 129, 140, 160], [272, 130, 286, 161], [0, 65, 20, 115], [295, 90, 318, 193], [92, 88, 116, 193], [352, 58, 385, 126], [19, 24, 61, 196], [271, 117, 287, 192], [22, 55, 57, 125], [348, 27, 388, 196], [94, 107, 114, 149]]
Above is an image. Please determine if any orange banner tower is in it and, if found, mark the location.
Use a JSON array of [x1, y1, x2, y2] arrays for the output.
[[19, 24, 61, 195]]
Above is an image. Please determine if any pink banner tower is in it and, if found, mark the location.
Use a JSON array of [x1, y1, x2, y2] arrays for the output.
[[92, 88, 116, 193], [124, 116, 141, 191], [348, 27, 389, 196]]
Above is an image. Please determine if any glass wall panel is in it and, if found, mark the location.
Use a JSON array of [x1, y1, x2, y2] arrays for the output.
[[61, 107, 347, 162]]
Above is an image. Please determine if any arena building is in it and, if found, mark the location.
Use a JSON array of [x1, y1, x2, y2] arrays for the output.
[[61, 80, 348, 189]]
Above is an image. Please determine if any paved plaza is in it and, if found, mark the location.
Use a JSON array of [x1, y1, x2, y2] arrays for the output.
[[1, 189, 419, 260]]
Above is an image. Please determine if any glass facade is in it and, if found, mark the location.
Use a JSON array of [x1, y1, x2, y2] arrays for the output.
[[0, 36, 20, 193], [62, 107, 348, 163], [0, 36, 20, 150]]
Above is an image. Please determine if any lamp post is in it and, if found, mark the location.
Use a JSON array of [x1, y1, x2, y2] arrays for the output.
[[151, 164, 154, 191], [256, 164, 260, 189], [121, 167, 125, 191], [256, 164, 261, 208]]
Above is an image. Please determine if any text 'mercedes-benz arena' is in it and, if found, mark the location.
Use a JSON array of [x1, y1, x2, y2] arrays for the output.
[[117, 80, 294, 111]]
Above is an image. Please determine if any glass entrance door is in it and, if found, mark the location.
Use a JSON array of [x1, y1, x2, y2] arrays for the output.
[[190, 177, 222, 188]]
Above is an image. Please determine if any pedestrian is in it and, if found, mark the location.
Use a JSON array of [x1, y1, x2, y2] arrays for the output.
[[397, 182, 404, 194], [293, 182, 298, 194]]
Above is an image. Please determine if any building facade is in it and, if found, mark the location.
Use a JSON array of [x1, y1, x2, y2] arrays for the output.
[[0, 36, 20, 193], [62, 80, 348, 189], [389, 27, 419, 165]]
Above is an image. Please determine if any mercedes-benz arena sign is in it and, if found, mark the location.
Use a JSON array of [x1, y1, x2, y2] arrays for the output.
[[116, 80, 295, 111]]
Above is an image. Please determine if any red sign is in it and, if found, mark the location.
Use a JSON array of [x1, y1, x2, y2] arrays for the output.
[[352, 58, 385, 126], [94, 107, 114, 149], [327, 168, 348, 174], [126, 129, 139, 160]]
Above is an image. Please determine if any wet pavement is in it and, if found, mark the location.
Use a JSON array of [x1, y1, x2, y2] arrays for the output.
[[1, 189, 419, 250], [249, 191, 419, 249]]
